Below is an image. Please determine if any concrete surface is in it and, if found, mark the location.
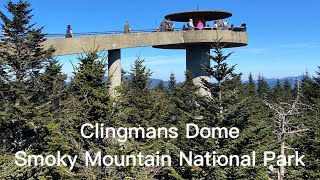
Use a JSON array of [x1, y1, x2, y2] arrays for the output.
[[42, 30, 248, 56]]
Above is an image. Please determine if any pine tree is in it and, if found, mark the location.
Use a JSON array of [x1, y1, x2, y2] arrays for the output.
[[203, 40, 237, 103], [71, 49, 111, 124], [301, 72, 314, 103], [313, 66, 320, 99], [0, 1, 61, 179], [119, 57, 153, 127], [0, 0, 54, 110], [286, 68, 320, 179], [156, 80, 166, 91], [257, 74, 270, 98], [283, 78, 293, 101], [117, 57, 169, 179], [292, 67, 320, 179], [245, 73, 256, 95], [165, 71, 204, 179], [128, 57, 152, 91], [35, 60, 68, 119], [168, 73, 176, 91], [273, 79, 284, 101], [59, 49, 116, 179], [199, 41, 265, 179]]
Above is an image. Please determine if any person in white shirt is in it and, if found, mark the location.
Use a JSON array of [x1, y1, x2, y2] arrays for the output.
[[221, 20, 228, 30], [212, 21, 219, 30], [188, 19, 194, 30]]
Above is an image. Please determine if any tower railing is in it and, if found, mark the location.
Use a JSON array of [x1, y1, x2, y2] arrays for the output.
[[1, 27, 246, 40]]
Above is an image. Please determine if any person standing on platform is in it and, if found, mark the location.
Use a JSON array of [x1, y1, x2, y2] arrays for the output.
[[160, 20, 167, 32], [212, 21, 219, 30], [197, 20, 204, 30], [221, 20, 228, 30], [217, 19, 222, 29], [188, 19, 195, 30], [124, 21, 131, 34], [167, 19, 174, 31], [65, 25, 73, 38]]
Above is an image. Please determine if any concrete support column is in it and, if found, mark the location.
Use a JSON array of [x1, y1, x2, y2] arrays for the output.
[[108, 49, 121, 97], [186, 45, 211, 97]]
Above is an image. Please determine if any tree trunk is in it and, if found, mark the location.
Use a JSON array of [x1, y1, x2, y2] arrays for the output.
[[219, 81, 222, 114], [279, 141, 285, 180]]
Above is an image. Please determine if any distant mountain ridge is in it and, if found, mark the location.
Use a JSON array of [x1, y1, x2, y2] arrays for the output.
[[253, 76, 303, 88], [102, 76, 304, 88], [103, 76, 169, 87]]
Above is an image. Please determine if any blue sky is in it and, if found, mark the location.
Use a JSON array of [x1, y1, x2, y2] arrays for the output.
[[1, 0, 320, 81]]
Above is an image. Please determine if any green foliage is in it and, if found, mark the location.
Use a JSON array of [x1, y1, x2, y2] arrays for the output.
[[168, 73, 177, 91], [1, 1, 319, 179], [245, 73, 256, 96], [257, 74, 270, 98], [71, 49, 111, 123]]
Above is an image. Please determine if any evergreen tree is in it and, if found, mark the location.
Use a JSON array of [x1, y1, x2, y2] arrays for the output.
[[0, 1, 62, 179], [283, 78, 293, 101], [200, 41, 262, 179], [292, 67, 320, 179], [257, 74, 270, 98], [128, 57, 152, 91], [313, 66, 320, 99], [59, 49, 115, 179], [71, 49, 111, 123], [245, 73, 256, 95], [156, 80, 166, 91], [165, 71, 203, 179], [119, 57, 153, 127], [203, 40, 236, 103], [301, 72, 314, 103], [117, 57, 170, 179], [0, 0, 54, 110], [35, 60, 68, 118], [168, 72, 176, 91], [273, 79, 283, 99]]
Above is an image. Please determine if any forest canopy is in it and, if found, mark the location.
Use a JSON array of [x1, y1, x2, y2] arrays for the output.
[[0, 1, 319, 180]]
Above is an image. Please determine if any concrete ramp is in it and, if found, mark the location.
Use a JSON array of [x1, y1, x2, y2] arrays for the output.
[[41, 30, 248, 56]]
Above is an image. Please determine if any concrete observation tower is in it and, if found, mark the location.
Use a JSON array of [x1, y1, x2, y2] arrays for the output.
[[42, 10, 248, 97], [156, 10, 247, 96]]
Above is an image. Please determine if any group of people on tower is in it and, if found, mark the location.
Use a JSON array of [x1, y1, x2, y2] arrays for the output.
[[212, 19, 228, 30], [179, 19, 246, 31], [158, 19, 174, 32]]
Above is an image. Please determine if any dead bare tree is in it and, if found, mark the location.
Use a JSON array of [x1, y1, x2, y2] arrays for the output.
[[263, 84, 310, 180]]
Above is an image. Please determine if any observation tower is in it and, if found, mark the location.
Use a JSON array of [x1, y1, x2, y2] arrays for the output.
[[41, 10, 248, 96], [155, 10, 247, 95]]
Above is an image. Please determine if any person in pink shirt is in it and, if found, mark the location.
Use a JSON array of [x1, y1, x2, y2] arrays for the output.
[[197, 20, 204, 30]]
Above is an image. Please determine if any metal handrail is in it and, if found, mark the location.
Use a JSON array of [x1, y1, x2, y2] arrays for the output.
[[1, 27, 246, 39]]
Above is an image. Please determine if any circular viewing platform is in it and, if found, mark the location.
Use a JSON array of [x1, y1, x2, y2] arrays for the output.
[[165, 10, 232, 22], [153, 30, 247, 49]]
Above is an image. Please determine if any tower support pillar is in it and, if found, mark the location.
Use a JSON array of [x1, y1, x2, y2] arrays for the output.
[[108, 49, 121, 97], [186, 45, 211, 97]]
